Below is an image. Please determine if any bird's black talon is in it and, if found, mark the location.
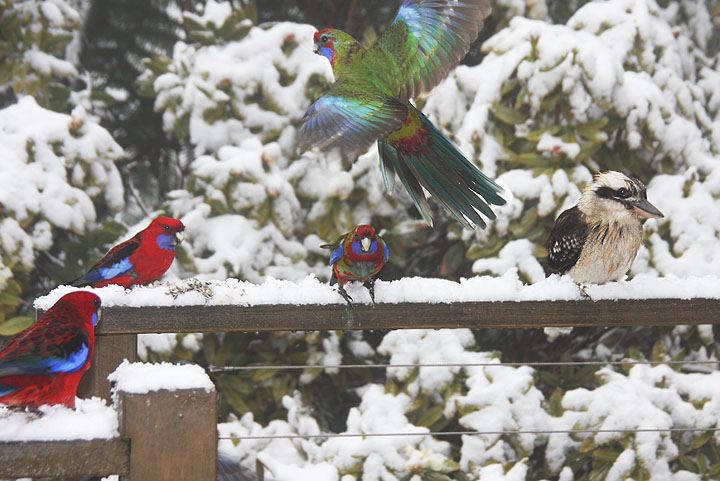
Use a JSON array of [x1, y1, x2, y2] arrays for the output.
[[364, 280, 376, 304], [338, 285, 353, 305]]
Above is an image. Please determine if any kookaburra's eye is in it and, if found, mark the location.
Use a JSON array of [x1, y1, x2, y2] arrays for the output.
[[320, 34, 329, 43], [616, 187, 630, 198]]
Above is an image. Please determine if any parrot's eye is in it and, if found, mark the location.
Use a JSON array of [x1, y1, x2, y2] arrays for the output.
[[354, 234, 359, 240], [616, 187, 630, 198], [320, 34, 329, 43], [163, 225, 171, 232], [92, 298, 100, 308]]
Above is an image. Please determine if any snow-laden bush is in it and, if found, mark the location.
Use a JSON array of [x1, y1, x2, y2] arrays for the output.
[[0, 96, 124, 333], [422, 0, 720, 281], [0, 0, 84, 111]]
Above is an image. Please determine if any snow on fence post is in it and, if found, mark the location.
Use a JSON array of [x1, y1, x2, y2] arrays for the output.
[[111, 361, 218, 481]]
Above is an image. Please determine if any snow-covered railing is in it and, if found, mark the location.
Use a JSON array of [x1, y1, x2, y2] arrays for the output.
[[0, 362, 217, 480], [34, 276, 720, 400]]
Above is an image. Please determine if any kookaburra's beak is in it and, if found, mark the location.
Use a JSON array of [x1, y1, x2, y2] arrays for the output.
[[361, 237, 371, 252], [629, 199, 664, 219], [173, 230, 186, 246]]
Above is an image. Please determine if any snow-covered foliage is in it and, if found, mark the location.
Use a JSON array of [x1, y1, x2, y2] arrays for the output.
[[0, 0, 84, 110], [423, 0, 720, 282], [0, 96, 123, 332]]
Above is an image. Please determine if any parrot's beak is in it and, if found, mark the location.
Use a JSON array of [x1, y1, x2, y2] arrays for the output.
[[94, 308, 102, 327], [313, 43, 321, 55], [173, 230, 186, 246], [361, 237, 371, 252]]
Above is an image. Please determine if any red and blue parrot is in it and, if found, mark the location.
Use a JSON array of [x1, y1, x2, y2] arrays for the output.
[[0, 291, 101, 409], [70, 216, 185, 289], [321, 225, 389, 304], [298, 0, 506, 229]]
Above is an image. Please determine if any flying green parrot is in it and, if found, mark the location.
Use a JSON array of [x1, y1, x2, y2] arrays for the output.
[[297, 0, 506, 229]]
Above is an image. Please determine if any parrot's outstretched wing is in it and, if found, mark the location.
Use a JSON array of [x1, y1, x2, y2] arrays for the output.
[[298, 92, 406, 159], [371, 0, 491, 101]]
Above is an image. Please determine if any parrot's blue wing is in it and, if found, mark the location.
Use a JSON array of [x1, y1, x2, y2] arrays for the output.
[[298, 94, 406, 159], [71, 238, 139, 286], [329, 243, 344, 266], [0, 328, 90, 376]]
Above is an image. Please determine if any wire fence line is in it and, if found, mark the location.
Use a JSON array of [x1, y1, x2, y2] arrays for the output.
[[218, 427, 720, 441], [207, 359, 720, 373]]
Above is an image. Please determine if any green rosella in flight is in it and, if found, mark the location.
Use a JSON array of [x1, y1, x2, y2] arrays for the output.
[[298, 0, 506, 229]]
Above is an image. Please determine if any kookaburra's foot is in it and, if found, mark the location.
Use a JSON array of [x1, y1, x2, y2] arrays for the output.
[[364, 279, 376, 304], [337, 284, 353, 305], [577, 283, 592, 300]]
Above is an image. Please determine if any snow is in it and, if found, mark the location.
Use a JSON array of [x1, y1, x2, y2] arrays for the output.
[[108, 360, 215, 394], [0, 397, 117, 441], [35, 270, 720, 310]]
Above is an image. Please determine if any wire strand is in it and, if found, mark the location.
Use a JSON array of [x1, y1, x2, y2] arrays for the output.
[[208, 359, 720, 373], [218, 427, 720, 441]]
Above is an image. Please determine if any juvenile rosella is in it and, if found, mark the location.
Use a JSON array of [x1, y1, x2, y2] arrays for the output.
[[70, 217, 185, 289], [321, 225, 389, 304], [298, 0, 506, 229], [0, 291, 101, 409]]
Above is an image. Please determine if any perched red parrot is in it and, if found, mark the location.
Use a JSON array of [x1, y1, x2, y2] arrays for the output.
[[0, 291, 101, 409], [70, 217, 185, 288]]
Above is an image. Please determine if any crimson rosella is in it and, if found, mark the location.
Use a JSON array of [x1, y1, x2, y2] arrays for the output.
[[0, 291, 101, 409], [70, 217, 185, 289], [298, 0, 505, 229], [321, 225, 389, 304]]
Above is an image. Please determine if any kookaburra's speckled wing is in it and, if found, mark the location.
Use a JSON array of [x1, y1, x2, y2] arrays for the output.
[[547, 206, 587, 275], [368, 0, 492, 102]]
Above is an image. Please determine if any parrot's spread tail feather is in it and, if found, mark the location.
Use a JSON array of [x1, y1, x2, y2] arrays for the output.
[[379, 109, 506, 229]]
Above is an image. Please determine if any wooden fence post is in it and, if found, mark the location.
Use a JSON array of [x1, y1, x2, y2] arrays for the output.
[[78, 333, 137, 400], [112, 364, 217, 481]]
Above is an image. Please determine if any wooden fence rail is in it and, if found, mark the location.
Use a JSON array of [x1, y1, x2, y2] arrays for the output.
[[8, 298, 718, 479], [75, 298, 720, 401]]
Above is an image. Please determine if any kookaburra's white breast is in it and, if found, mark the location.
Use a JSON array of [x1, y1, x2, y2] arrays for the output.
[[568, 216, 643, 284]]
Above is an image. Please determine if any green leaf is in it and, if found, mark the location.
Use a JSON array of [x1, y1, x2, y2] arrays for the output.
[[579, 436, 595, 453], [0, 316, 33, 335], [492, 105, 526, 125], [415, 406, 444, 428], [692, 431, 712, 449]]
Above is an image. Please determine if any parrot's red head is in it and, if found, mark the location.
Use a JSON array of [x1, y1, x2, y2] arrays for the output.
[[147, 217, 186, 250], [54, 291, 102, 327], [353, 224, 377, 252], [313, 28, 340, 64]]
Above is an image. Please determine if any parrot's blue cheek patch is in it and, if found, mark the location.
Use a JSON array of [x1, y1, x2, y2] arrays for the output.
[[91, 312, 98, 327], [351, 241, 378, 256], [156, 234, 176, 250], [321, 47, 334, 63]]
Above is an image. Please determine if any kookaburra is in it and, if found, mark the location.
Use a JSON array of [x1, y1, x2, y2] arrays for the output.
[[547, 171, 663, 284]]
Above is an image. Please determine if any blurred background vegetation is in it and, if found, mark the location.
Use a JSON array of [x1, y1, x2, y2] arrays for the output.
[[2, 0, 720, 479]]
